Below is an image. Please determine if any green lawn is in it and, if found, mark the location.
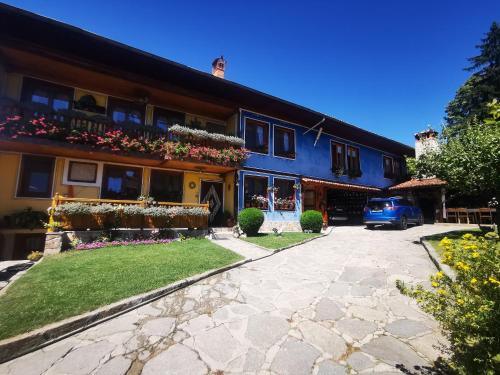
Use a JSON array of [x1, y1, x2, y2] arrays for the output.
[[0, 239, 242, 340], [242, 232, 321, 250], [425, 228, 483, 255]]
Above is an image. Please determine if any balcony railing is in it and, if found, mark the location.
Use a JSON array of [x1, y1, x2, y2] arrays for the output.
[[0, 98, 248, 166], [48, 194, 210, 231]]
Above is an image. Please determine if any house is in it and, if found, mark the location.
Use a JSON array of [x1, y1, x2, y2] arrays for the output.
[[0, 4, 414, 260]]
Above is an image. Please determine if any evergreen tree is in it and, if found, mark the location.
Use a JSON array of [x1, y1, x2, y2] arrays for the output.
[[445, 22, 500, 134]]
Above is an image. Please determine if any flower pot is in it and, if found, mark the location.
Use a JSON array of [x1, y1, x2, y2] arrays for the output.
[[64, 214, 96, 230], [120, 214, 144, 229], [94, 213, 118, 229], [146, 216, 170, 229]]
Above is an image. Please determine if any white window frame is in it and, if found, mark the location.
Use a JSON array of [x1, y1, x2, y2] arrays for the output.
[[63, 158, 103, 187], [272, 124, 296, 160]]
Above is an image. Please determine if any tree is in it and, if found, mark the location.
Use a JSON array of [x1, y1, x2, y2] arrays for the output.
[[445, 22, 500, 134], [416, 101, 500, 224]]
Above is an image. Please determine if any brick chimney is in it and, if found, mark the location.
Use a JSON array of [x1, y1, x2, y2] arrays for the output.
[[211, 56, 225, 78]]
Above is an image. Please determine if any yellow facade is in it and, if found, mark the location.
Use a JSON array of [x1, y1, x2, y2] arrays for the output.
[[0, 152, 235, 219]]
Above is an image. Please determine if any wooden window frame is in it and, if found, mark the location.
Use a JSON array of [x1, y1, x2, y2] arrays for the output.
[[107, 97, 146, 126], [100, 164, 143, 200], [16, 154, 55, 199], [20, 77, 74, 112], [331, 141, 346, 175], [149, 169, 184, 203], [383, 155, 395, 179], [347, 145, 361, 177], [243, 174, 269, 210], [273, 178, 296, 211]]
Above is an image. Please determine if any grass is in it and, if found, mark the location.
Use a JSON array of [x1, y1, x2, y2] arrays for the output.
[[241, 232, 321, 250], [425, 228, 484, 255], [0, 238, 242, 340]]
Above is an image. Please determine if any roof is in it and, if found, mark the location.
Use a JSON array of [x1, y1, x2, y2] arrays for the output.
[[0, 3, 414, 156], [301, 178, 382, 192], [388, 178, 447, 191]]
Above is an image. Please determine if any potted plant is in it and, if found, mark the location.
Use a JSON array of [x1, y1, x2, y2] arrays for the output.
[[121, 205, 144, 228], [90, 203, 118, 229], [144, 206, 171, 228], [53, 202, 94, 230]]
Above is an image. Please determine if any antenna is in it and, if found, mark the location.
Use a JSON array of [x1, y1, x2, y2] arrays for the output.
[[303, 117, 325, 135]]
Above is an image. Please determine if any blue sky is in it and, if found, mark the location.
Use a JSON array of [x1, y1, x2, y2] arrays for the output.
[[4, 0, 499, 146]]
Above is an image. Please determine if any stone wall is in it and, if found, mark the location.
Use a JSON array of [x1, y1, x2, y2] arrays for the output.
[[260, 221, 302, 233]]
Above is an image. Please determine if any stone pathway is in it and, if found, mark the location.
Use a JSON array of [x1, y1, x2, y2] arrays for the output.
[[0, 224, 466, 375], [210, 234, 269, 260]]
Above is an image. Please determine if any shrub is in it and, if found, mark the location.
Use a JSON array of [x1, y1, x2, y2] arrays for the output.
[[27, 251, 43, 261], [53, 203, 92, 217], [8, 207, 48, 229], [122, 205, 145, 216], [90, 203, 117, 215], [397, 232, 500, 374], [300, 210, 323, 233], [238, 208, 264, 236]]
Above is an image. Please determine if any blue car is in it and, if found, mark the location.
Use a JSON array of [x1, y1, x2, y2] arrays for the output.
[[363, 197, 424, 230]]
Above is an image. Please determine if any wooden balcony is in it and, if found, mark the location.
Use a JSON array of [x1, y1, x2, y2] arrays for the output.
[[48, 194, 210, 231], [0, 99, 247, 173]]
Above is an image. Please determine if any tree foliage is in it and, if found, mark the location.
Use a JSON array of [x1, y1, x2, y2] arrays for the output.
[[416, 101, 500, 199], [445, 22, 500, 134]]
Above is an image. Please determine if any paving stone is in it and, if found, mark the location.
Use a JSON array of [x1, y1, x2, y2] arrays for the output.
[[326, 282, 352, 297], [141, 344, 207, 375], [245, 313, 289, 349], [410, 332, 448, 361], [194, 325, 239, 365], [362, 335, 429, 369], [243, 348, 265, 372], [140, 317, 176, 337], [346, 351, 374, 371], [95, 356, 131, 375], [317, 360, 347, 375], [271, 338, 321, 375], [45, 340, 116, 375], [181, 314, 214, 336], [348, 305, 386, 322], [335, 318, 377, 340], [350, 284, 373, 297], [315, 298, 344, 321], [298, 320, 347, 359], [386, 319, 430, 338]]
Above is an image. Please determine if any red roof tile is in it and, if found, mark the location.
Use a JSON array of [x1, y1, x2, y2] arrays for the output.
[[302, 178, 382, 192], [388, 178, 447, 191]]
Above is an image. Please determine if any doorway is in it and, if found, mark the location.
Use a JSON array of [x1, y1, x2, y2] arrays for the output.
[[200, 181, 224, 226]]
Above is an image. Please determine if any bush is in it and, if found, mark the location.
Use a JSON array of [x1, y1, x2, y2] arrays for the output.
[[397, 232, 500, 374], [300, 210, 323, 233], [27, 251, 43, 261], [238, 208, 264, 236]]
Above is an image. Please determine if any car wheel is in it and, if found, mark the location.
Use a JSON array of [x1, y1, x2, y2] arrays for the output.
[[417, 214, 424, 226], [399, 216, 408, 230], [366, 224, 375, 230]]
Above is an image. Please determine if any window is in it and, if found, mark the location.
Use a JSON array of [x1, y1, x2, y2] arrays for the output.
[[274, 179, 295, 210], [347, 146, 361, 177], [274, 126, 295, 158], [153, 108, 185, 132], [245, 118, 269, 154], [17, 155, 55, 198], [393, 159, 402, 178], [149, 170, 183, 202], [21, 77, 74, 112], [107, 97, 145, 125], [383, 156, 394, 178], [101, 164, 142, 200], [244, 175, 268, 209], [331, 142, 346, 174], [67, 161, 98, 183], [206, 122, 226, 135]]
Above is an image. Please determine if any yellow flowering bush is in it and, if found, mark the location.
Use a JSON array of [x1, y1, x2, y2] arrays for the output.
[[397, 232, 500, 374]]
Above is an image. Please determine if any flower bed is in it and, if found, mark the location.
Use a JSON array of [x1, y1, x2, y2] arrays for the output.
[[75, 239, 173, 250], [0, 116, 248, 166], [51, 202, 209, 230]]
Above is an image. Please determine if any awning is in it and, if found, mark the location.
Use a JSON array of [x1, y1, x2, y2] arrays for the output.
[[388, 178, 447, 191], [301, 178, 382, 193]]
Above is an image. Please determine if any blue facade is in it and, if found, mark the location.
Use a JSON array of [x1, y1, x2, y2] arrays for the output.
[[237, 109, 405, 223]]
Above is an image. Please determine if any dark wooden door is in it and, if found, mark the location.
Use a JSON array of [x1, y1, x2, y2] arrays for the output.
[[200, 181, 224, 226]]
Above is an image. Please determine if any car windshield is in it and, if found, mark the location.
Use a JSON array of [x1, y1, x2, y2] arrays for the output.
[[367, 200, 392, 210]]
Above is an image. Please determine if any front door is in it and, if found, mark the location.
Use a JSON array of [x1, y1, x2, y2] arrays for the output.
[[200, 181, 224, 226]]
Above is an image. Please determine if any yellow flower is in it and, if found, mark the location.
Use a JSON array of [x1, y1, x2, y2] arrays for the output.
[[439, 238, 452, 247], [470, 278, 478, 284], [431, 281, 439, 287], [435, 271, 444, 279], [437, 289, 447, 295], [488, 276, 500, 285], [462, 233, 475, 240], [457, 298, 464, 305], [472, 252, 480, 258]]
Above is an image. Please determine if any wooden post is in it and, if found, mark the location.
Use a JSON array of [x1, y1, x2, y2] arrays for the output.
[[47, 193, 60, 232]]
